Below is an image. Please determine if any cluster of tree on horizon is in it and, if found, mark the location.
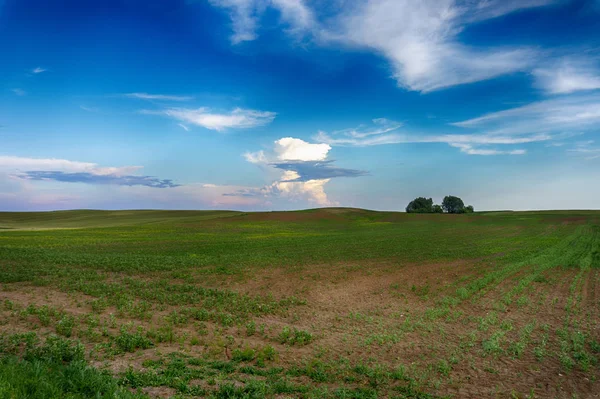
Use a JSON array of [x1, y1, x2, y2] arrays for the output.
[[406, 196, 474, 214]]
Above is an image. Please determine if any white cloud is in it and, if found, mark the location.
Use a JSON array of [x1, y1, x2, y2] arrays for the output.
[[452, 94, 600, 134], [209, 0, 262, 44], [238, 137, 344, 205], [324, 0, 545, 92], [533, 59, 600, 94], [449, 143, 526, 155], [11, 88, 26, 96], [314, 118, 536, 155], [80, 105, 100, 113], [147, 107, 276, 131], [270, 0, 315, 34], [244, 150, 268, 164], [178, 123, 190, 131], [209, 0, 314, 44], [209, 0, 553, 92], [273, 137, 331, 161], [271, 177, 332, 206], [32, 67, 47, 74], [124, 92, 194, 101], [0, 156, 142, 176], [463, 0, 556, 23], [568, 140, 600, 160]]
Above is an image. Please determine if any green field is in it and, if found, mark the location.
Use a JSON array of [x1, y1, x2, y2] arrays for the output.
[[0, 209, 599, 398]]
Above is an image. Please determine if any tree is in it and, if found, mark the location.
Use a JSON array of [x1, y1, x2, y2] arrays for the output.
[[406, 197, 434, 213], [442, 196, 465, 214], [432, 204, 443, 213], [464, 205, 474, 213]]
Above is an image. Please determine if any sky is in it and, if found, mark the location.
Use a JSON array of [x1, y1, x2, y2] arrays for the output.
[[1, 0, 600, 212]]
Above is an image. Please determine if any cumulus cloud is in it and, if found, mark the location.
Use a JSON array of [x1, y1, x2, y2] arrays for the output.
[[0, 156, 178, 189], [144, 107, 276, 131], [533, 59, 600, 94], [273, 137, 330, 161], [234, 137, 366, 206], [124, 92, 194, 101], [225, 177, 333, 206], [244, 150, 268, 164]]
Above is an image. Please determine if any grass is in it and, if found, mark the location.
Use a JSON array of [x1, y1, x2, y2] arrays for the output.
[[0, 208, 599, 398]]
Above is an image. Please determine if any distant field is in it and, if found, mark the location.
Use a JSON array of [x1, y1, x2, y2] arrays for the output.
[[0, 209, 599, 398]]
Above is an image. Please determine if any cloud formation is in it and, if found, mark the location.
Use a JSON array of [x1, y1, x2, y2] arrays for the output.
[[209, 0, 314, 44], [568, 140, 600, 160], [1, 156, 178, 189], [146, 107, 276, 131], [533, 58, 600, 94], [314, 119, 534, 155], [236, 137, 366, 205], [208, 0, 553, 92], [124, 92, 194, 101], [20, 171, 179, 188], [32, 67, 47, 74], [272, 160, 367, 181], [323, 0, 546, 92], [0, 156, 142, 175], [452, 93, 600, 135], [273, 137, 330, 161], [11, 88, 26, 96]]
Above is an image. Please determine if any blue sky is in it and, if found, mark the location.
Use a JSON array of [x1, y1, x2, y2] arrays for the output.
[[1, 0, 600, 211]]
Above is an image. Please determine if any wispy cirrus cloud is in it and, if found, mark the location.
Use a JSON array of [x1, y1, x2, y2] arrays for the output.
[[533, 58, 600, 94], [11, 88, 26, 96], [31, 67, 47, 74], [208, 0, 554, 92], [314, 119, 535, 155], [322, 0, 548, 93], [568, 140, 600, 160], [124, 92, 194, 101], [316, 92, 600, 156], [144, 107, 276, 131], [452, 93, 600, 134], [80, 105, 100, 113], [209, 0, 315, 44], [449, 143, 527, 156]]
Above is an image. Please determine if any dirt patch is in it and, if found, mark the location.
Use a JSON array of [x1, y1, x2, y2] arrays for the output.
[[141, 386, 177, 398], [0, 284, 96, 316]]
